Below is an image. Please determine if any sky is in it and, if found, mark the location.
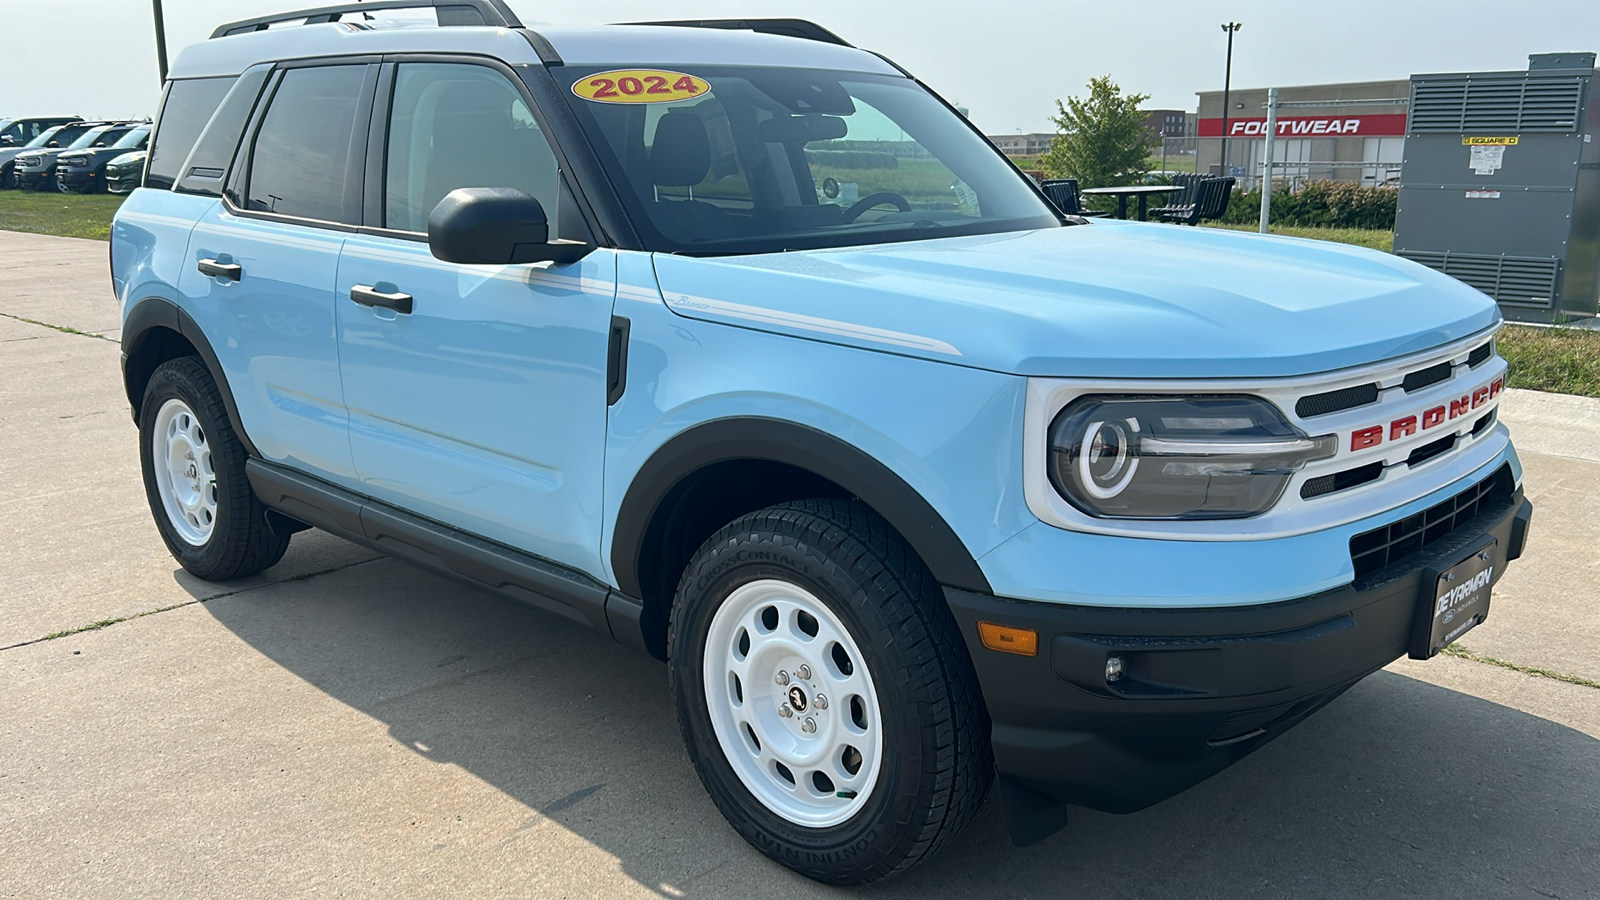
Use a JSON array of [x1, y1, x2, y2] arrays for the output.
[[7, 0, 1600, 134]]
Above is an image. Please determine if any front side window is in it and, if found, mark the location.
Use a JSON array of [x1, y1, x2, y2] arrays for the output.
[[148, 77, 235, 190], [31, 124, 89, 149], [556, 65, 1058, 254], [383, 62, 560, 233], [246, 65, 367, 222]]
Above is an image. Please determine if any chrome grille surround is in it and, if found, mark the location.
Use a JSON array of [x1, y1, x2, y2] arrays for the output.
[[1022, 324, 1511, 541]]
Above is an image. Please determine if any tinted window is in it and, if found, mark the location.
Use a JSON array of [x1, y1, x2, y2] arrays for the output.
[[112, 127, 151, 150], [148, 77, 235, 190], [32, 123, 90, 149], [70, 126, 133, 150], [176, 66, 270, 197], [247, 65, 367, 222], [384, 63, 559, 233]]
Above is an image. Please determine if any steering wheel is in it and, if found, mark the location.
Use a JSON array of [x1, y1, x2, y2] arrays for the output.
[[842, 191, 912, 223]]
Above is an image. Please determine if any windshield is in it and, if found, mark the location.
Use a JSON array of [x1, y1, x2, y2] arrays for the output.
[[112, 126, 150, 150], [555, 65, 1058, 254], [69, 126, 127, 150], [26, 125, 72, 149]]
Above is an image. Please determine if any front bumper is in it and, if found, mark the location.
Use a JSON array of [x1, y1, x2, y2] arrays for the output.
[[58, 169, 95, 191], [945, 468, 1532, 815], [15, 168, 52, 189]]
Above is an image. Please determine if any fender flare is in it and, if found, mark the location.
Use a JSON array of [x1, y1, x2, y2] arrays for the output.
[[122, 296, 259, 458], [610, 417, 993, 597]]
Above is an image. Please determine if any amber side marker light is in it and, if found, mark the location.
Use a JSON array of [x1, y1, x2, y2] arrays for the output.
[[977, 621, 1038, 657]]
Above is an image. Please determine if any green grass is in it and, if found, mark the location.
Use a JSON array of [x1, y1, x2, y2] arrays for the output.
[[1145, 155, 1196, 174], [1495, 324, 1600, 398], [1202, 222, 1394, 252], [0, 191, 125, 240]]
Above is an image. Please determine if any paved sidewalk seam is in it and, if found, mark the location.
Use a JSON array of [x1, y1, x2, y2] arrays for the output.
[[0, 311, 116, 342], [1442, 644, 1600, 690], [0, 557, 381, 653]]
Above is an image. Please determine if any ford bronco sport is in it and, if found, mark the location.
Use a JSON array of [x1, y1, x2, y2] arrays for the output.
[[110, 0, 1534, 884]]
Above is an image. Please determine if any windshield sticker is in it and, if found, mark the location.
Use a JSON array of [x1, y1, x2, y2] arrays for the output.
[[573, 70, 709, 104]]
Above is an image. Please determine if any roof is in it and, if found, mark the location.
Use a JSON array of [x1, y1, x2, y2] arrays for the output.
[[167, 21, 897, 80]]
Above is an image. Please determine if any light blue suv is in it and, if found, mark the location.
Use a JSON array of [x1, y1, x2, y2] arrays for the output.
[[110, 0, 1534, 884]]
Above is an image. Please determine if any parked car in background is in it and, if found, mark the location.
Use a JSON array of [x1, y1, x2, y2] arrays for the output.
[[104, 150, 146, 194], [0, 120, 96, 188], [14, 122, 139, 191], [0, 115, 81, 148], [58, 125, 151, 193]]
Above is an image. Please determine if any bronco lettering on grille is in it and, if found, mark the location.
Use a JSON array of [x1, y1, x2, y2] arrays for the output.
[[1348, 376, 1502, 453]]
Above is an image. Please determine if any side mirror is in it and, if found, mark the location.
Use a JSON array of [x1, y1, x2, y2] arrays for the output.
[[427, 187, 591, 266], [48, 141, 59, 148], [0, 136, 13, 146]]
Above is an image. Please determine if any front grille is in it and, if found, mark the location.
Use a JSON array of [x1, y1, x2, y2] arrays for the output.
[[1402, 361, 1453, 393], [1301, 462, 1383, 500], [1348, 465, 1514, 580], [1467, 341, 1493, 368], [1405, 434, 1457, 467], [1297, 383, 1379, 418]]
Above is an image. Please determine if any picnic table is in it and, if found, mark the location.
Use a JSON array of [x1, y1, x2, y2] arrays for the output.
[[1079, 184, 1184, 221]]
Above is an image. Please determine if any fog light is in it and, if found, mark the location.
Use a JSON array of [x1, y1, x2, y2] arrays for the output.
[[1105, 655, 1125, 683]]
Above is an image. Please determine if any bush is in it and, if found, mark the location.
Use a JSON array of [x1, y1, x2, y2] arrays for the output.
[[1219, 180, 1397, 230]]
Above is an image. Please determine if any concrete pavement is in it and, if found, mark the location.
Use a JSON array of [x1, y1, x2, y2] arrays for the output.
[[2, 231, 1596, 898]]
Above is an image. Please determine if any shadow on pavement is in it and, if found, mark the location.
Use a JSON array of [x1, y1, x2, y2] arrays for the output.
[[195, 552, 1599, 899]]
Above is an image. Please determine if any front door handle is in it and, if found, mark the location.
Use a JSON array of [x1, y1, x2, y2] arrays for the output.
[[197, 258, 242, 281], [350, 284, 414, 315]]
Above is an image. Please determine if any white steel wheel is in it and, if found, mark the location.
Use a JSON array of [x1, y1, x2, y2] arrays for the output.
[[150, 398, 217, 546], [703, 578, 884, 828]]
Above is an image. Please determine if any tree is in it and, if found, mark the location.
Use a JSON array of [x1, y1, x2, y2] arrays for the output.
[[1040, 76, 1154, 188]]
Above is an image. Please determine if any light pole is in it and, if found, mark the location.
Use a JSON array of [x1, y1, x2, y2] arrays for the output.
[[1219, 22, 1242, 178], [151, 0, 170, 83]]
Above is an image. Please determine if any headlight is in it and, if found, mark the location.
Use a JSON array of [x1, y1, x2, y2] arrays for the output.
[[1047, 395, 1336, 520]]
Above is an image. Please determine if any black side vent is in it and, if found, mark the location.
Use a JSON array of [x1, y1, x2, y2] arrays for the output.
[[1402, 362, 1453, 393], [1296, 383, 1379, 418], [1398, 251, 1560, 309], [1301, 462, 1384, 500], [1405, 434, 1457, 468], [1466, 341, 1493, 368], [1349, 465, 1514, 581], [1409, 77, 1583, 133]]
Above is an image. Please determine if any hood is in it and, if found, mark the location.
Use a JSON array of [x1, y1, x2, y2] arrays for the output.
[[106, 151, 147, 170], [651, 222, 1500, 379]]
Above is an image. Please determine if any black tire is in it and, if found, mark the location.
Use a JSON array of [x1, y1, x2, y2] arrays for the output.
[[669, 499, 992, 885], [138, 357, 289, 580]]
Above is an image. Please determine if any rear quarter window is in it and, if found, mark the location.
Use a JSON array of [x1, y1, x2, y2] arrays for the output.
[[147, 76, 236, 190]]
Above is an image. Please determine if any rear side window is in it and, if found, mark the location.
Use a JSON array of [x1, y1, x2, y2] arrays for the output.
[[245, 65, 367, 222], [175, 66, 270, 197], [148, 77, 235, 190]]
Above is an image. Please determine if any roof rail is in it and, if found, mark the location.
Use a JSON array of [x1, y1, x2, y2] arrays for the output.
[[210, 0, 522, 39], [626, 19, 853, 48]]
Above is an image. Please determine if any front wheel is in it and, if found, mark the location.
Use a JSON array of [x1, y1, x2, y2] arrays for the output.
[[669, 500, 992, 884], [138, 357, 289, 580]]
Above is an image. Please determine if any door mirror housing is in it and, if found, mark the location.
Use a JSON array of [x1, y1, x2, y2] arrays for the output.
[[427, 188, 592, 266], [0, 136, 14, 146]]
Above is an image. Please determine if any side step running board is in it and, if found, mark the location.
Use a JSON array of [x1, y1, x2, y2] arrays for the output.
[[245, 459, 652, 655]]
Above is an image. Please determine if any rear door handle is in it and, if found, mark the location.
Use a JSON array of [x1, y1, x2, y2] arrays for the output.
[[350, 284, 414, 315], [197, 258, 242, 281]]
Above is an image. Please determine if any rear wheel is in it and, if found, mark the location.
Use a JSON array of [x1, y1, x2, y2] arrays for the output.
[[669, 499, 992, 884], [138, 357, 289, 580]]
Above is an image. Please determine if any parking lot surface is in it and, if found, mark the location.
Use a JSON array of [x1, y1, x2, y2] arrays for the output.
[[2, 231, 1597, 898]]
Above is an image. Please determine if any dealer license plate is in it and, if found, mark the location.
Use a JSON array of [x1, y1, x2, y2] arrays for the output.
[[1415, 540, 1497, 659]]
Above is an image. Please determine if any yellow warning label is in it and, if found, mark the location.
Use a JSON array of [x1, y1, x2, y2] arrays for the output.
[[1462, 136, 1519, 146]]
